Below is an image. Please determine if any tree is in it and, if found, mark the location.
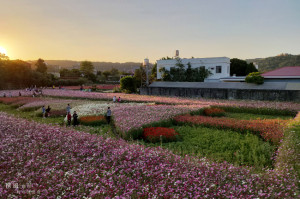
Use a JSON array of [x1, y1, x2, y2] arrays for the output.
[[110, 67, 119, 76], [35, 58, 47, 74], [134, 65, 146, 88], [246, 63, 258, 75], [71, 69, 81, 77], [161, 56, 173, 60], [230, 58, 257, 76], [102, 71, 111, 80], [159, 59, 211, 82], [80, 61, 94, 76], [80, 61, 96, 82], [150, 63, 157, 82], [120, 76, 137, 93], [59, 68, 69, 77], [185, 62, 193, 82], [245, 72, 264, 84]]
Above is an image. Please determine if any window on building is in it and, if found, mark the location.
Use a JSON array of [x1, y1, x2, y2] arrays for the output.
[[216, 66, 222, 73]]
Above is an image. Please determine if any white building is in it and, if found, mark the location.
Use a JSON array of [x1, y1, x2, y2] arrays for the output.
[[157, 57, 230, 82]]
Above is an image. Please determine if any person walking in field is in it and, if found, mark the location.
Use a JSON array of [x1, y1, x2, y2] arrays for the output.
[[66, 104, 71, 114], [45, 106, 51, 117], [117, 97, 121, 102], [106, 107, 111, 124], [42, 106, 46, 118], [73, 111, 78, 126], [113, 96, 116, 103], [67, 112, 72, 126]]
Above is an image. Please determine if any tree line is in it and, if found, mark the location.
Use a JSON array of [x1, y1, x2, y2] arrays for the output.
[[0, 55, 54, 89]]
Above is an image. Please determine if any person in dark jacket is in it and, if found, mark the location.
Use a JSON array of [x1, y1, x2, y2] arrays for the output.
[[45, 106, 51, 117], [73, 111, 78, 126]]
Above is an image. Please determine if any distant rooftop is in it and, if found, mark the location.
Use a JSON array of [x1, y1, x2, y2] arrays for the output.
[[262, 66, 300, 77]]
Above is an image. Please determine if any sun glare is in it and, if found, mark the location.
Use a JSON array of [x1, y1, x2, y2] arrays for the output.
[[0, 46, 7, 55]]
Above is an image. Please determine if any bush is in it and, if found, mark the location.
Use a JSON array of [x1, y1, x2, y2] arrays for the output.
[[120, 76, 136, 93], [79, 115, 107, 126], [143, 127, 179, 143], [203, 107, 225, 117], [245, 72, 264, 84]]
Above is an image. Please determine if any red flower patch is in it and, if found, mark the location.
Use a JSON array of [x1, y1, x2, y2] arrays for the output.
[[203, 107, 225, 117], [79, 115, 107, 126], [143, 127, 179, 143]]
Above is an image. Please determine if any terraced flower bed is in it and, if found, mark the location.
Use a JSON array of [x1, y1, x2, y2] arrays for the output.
[[0, 112, 298, 198], [174, 114, 287, 144]]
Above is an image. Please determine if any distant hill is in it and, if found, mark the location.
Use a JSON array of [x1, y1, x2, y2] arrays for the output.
[[246, 54, 300, 72], [27, 60, 143, 73]]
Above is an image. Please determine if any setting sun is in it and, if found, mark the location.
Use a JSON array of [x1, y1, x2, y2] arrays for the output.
[[0, 46, 7, 55]]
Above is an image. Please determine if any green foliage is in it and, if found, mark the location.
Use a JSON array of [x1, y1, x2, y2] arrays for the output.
[[110, 67, 119, 76], [160, 58, 212, 82], [54, 78, 87, 86], [247, 54, 300, 72], [35, 58, 47, 74], [190, 108, 205, 116], [245, 72, 264, 84], [144, 125, 275, 168], [160, 56, 173, 60], [102, 71, 111, 79], [60, 68, 81, 78], [212, 105, 297, 117], [0, 59, 51, 89], [230, 58, 258, 76], [150, 63, 157, 82], [134, 65, 145, 88], [120, 76, 137, 93], [80, 61, 96, 82]]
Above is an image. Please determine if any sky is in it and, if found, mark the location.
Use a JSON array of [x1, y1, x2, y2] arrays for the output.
[[0, 0, 300, 63]]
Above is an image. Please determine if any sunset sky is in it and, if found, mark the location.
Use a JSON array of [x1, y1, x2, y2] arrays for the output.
[[1, 0, 299, 63]]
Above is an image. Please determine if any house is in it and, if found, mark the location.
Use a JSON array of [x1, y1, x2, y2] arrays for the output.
[[262, 66, 300, 82], [156, 57, 230, 82]]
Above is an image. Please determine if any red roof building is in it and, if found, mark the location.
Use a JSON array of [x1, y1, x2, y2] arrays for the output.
[[262, 66, 300, 82]]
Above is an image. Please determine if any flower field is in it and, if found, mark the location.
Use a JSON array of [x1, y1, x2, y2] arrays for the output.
[[0, 112, 298, 198], [69, 103, 206, 134], [79, 115, 107, 126], [174, 114, 288, 144], [113, 104, 206, 133], [1, 89, 299, 111], [143, 127, 178, 143]]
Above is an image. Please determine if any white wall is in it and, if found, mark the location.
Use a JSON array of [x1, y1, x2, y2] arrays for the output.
[[157, 57, 230, 81]]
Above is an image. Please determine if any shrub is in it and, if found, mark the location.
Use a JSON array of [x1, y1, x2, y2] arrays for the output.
[[203, 107, 225, 117], [143, 127, 179, 143], [79, 115, 107, 126], [245, 72, 264, 84], [120, 76, 136, 93]]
